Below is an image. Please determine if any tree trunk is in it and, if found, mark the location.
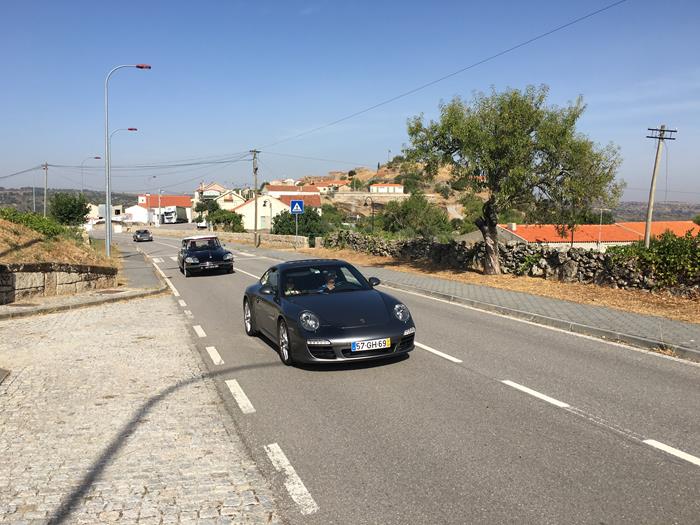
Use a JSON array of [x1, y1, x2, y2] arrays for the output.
[[475, 198, 501, 275]]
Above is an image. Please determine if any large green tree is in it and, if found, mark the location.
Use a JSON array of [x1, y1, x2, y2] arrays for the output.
[[380, 193, 451, 239], [406, 85, 623, 274], [48, 192, 90, 226]]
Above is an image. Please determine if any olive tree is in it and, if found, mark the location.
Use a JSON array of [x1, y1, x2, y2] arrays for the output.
[[405, 85, 623, 274]]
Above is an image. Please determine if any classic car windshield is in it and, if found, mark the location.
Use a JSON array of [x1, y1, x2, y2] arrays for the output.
[[186, 238, 221, 251], [281, 264, 369, 296]]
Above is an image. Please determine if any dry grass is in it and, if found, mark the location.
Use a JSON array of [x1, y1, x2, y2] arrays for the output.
[[0, 219, 115, 268], [298, 246, 700, 325]]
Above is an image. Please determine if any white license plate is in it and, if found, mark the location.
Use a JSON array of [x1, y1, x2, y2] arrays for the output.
[[203, 263, 218, 268], [351, 338, 391, 352]]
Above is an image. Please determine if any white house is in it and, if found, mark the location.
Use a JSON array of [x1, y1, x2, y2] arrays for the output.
[[123, 205, 150, 224], [369, 183, 404, 194], [313, 180, 350, 194], [232, 195, 290, 231], [263, 184, 321, 198]]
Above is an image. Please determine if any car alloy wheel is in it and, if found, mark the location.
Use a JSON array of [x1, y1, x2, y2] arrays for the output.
[[243, 299, 257, 336], [278, 320, 293, 366]]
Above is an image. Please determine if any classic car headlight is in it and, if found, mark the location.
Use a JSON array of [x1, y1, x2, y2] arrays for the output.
[[185, 256, 199, 264], [299, 311, 320, 331], [393, 303, 410, 322], [223, 252, 234, 261]]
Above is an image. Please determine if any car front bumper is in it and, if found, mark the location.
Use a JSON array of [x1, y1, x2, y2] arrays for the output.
[[185, 261, 233, 273], [289, 324, 415, 363]]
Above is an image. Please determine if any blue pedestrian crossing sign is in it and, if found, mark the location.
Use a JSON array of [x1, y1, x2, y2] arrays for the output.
[[290, 200, 304, 214]]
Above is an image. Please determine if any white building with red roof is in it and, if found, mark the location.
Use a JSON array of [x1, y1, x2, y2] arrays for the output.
[[232, 195, 290, 231], [369, 183, 404, 194]]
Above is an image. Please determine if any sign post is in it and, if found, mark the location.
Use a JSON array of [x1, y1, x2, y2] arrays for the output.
[[290, 199, 304, 250]]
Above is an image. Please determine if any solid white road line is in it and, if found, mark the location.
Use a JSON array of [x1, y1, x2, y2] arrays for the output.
[[152, 263, 180, 297], [178, 299, 187, 307], [264, 443, 319, 515], [501, 380, 570, 408], [234, 267, 261, 280], [643, 439, 700, 467], [152, 257, 164, 263], [170, 256, 178, 261], [206, 346, 224, 365], [237, 251, 255, 257], [192, 325, 207, 338], [414, 341, 463, 363], [225, 379, 256, 414]]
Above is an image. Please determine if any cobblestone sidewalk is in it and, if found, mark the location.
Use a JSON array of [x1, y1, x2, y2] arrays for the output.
[[0, 297, 279, 524]]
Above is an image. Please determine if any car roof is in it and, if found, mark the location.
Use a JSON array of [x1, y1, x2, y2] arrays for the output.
[[276, 259, 346, 270], [182, 235, 219, 241]]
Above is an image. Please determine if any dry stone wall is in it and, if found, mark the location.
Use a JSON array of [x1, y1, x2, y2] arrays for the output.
[[322, 231, 684, 294]]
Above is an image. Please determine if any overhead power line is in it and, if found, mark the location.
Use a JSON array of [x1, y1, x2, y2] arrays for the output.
[[260, 0, 629, 149], [0, 165, 42, 180]]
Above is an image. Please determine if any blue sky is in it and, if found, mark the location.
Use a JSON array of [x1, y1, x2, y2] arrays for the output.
[[1, 0, 699, 202]]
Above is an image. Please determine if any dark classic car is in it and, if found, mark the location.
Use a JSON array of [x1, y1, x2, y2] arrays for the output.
[[177, 235, 234, 277], [132, 229, 153, 242], [243, 259, 415, 365]]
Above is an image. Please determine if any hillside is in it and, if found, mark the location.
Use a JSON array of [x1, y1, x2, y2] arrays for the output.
[[0, 218, 112, 266], [613, 201, 700, 222], [0, 187, 138, 213]]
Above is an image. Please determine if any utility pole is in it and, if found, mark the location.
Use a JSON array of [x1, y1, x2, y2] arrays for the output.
[[250, 149, 260, 245], [32, 171, 36, 213], [644, 125, 677, 248], [42, 163, 48, 217]]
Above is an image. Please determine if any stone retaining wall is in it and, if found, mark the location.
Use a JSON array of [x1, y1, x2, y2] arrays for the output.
[[154, 229, 309, 249], [0, 262, 117, 304], [322, 231, 697, 295]]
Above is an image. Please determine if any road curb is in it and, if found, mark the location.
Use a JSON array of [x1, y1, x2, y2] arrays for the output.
[[0, 286, 169, 321], [0, 368, 9, 385], [381, 279, 700, 363]]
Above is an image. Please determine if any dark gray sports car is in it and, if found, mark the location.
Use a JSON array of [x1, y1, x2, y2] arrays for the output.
[[243, 259, 415, 365]]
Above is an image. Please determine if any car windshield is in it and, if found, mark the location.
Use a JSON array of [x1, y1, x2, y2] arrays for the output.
[[281, 264, 369, 296], [187, 238, 221, 251], [136, 230, 149, 234]]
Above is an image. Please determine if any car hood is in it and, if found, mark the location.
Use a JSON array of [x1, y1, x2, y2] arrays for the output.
[[189, 248, 228, 260], [286, 289, 391, 327]]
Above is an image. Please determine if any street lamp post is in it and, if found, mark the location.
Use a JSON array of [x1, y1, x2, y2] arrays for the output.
[[106, 127, 137, 235], [104, 63, 151, 257], [363, 196, 375, 233], [157, 189, 163, 227], [80, 155, 102, 193], [594, 207, 611, 250]]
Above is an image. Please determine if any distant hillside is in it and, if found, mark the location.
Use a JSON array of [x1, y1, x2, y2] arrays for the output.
[[0, 187, 138, 212], [613, 201, 700, 222]]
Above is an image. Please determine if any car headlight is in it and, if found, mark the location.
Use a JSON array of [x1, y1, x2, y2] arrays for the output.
[[393, 303, 410, 322], [299, 311, 320, 332], [185, 256, 199, 264], [223, 252, 234, 261]]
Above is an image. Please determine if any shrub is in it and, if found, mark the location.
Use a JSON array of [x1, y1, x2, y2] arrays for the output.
[[607, 230, 700, 288], [208, 209, 244, 232], [49, 192, 90, 226], [0, 208, 68, 238]]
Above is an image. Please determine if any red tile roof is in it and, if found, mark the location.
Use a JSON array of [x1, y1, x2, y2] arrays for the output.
[[265, 185, 320, 193], [279, 195, 322, 208], [140, 195, 193, 208], [501, 221, 698, 243]]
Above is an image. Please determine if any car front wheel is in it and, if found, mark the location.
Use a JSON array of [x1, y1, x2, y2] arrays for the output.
[[243, 299, 257, 336], [278, 319, 293, 366], [184, 265, 190, 278]]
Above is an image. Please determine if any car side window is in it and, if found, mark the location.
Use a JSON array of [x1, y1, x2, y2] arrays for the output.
[[260, 270, 270, 286], [267, 269, 279, 293]]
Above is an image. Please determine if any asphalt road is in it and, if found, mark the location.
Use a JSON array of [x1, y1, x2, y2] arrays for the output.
[[119, 232, 700, 524]]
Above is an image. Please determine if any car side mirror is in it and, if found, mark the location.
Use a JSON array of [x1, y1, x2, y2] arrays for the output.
[[260, 284, 274, 295], [368, 277, 381, 287]]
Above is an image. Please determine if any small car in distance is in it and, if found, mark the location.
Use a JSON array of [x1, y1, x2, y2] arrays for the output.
[[196, 219, 208, 229], [243, 259, 415, 366], [177, 235, 234, 277], [132, 229, 153, 242]]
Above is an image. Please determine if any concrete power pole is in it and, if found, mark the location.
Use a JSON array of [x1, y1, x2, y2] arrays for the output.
[[250, 150, 260, 245], [42, 163, 48, 217], [644, 125, 677, 248]]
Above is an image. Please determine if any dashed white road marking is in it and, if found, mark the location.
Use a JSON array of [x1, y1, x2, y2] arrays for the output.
[[170, 256, 178, 261], [237, 251, 255, 257], [184, 310, 193, 318], [643, 440, 700, 467], [415, 341, 463, 363], [225, 379, 256, 414], [152, 263, 180, 297], [178, 299, 187, 307], [234, 267, 261, 280], [192, 325, 207, 338], [264, 443, 319, 515], [152, 257, 164, 263], [206, 346, 224, 365], [501, 380, 570, 408]]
